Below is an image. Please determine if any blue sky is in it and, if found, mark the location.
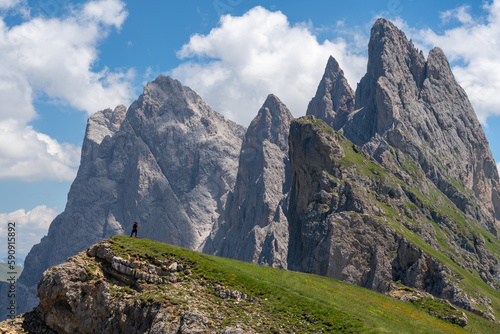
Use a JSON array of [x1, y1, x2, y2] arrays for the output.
[[1, 0, 500, 263]]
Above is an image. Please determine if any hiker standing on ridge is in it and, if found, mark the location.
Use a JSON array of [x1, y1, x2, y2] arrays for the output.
[[130, 221, 138, 237]]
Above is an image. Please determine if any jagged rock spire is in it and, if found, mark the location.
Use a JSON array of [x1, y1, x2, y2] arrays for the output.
[[328, 18, 500, 232], [306, 56, 355, 130], [18, 75, 245, 316], [245, 94, 294, 152], [364, 18, 426, 85], [205, 94, 293, 268]]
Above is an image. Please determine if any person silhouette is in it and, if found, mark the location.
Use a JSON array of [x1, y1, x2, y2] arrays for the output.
[[130, 221, 138, 237]]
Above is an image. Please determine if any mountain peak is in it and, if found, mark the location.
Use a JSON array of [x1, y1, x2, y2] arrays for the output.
[[204, 95, 292, 268], [139, 75, 188, 107], [261, 93, 287, 117], [131, 75, 211, 123], [325, 55, 341, 72], [149, 74, 182, 90], [141, 75, 185, 100], [249, 94, 294, 152], [371, 17, 399, 35], [426, 47, 454, 82], [306, 56, 355, 130], [334, 18, 500, 233], [369, 17, 409, 51], [16, 73, 246, 317], [365, 17, 426, 84]]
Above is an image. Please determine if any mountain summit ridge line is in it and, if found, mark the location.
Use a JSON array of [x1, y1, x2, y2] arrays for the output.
[[1, 18, 499, 323]]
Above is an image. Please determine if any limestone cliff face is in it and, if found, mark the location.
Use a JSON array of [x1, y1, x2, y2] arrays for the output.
[[17, 76, 245, 314], [332, 18, 500, 233], [7, 105, 129, 317], [298, 19, 500, 317], [306, 56, 355, 131], [287, 116, 498, 319], [204, 94, 293, 268], [8, 17, 500, 325]]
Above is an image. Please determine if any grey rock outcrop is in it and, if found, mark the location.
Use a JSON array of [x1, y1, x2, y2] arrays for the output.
[[204, 94, 293, 268], [34, 242, 249, 334], [335, 18, 500, 234], [37, 259, 170, 334], [287, 116, 497, 317], [306, 56, 355, 130], [388, 287, 468, 327], [7, 17, 500, 325], [16, 76, 245, 316]]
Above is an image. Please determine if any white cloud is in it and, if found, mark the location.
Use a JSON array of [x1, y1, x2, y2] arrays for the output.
[[0, 206, 59, 264], [171, 6, 366, 126], [0, 0, 20, 10], [0, 0, 133, 181], [83, 0, 128, 29], [497, 161, 500, 174], [440, 5, 474, 25], [3, 0, 133, 117], [0, 120, 80, 181], [411, 0, 500, 123]]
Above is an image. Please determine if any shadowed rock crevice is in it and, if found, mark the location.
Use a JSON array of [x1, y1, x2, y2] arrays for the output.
[[205, 94, 293, 268], [14, 76, 245, 318], [5, 17, 500, 326], [287, 116, 499, 320]]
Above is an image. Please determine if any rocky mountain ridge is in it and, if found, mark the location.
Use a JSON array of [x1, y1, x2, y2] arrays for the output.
[[296, 18, 500, 319], [310, 18, 500, 235], [7, 76, 246, 319], [3, 17, 500, 326], [203, 94, 292, 268], [287, 116, 499, 319]]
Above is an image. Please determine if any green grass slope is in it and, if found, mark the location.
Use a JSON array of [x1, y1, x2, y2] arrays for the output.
[[291, 116, 500, 321], [107, 235, 499, 333], [337, 133, 500, 319]]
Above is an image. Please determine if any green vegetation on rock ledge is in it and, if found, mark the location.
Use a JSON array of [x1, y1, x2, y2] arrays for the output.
[[292, 114, 334, 134], [3, 236, 499, 333], [100, 236, 500, 333], [301, 117, 500, 320]]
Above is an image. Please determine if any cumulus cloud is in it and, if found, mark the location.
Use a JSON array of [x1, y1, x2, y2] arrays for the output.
[[83, 0, 128, 28], [0, 120, 80, 181], [0, 206, 59, 264], [0, 0, 21, 10], [413, 0, 500, 123], [440, 5, 474, 25], [3, 0, 132, 117], [497, 161, 500, 174], [171, 6, 366, 126], [0, 0, 133, 181]]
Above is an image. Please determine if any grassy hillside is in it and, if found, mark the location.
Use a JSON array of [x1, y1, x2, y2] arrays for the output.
[[291, 116, 500, 320], [335, 129, 500, 318], [105, 235, 498, 333]]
